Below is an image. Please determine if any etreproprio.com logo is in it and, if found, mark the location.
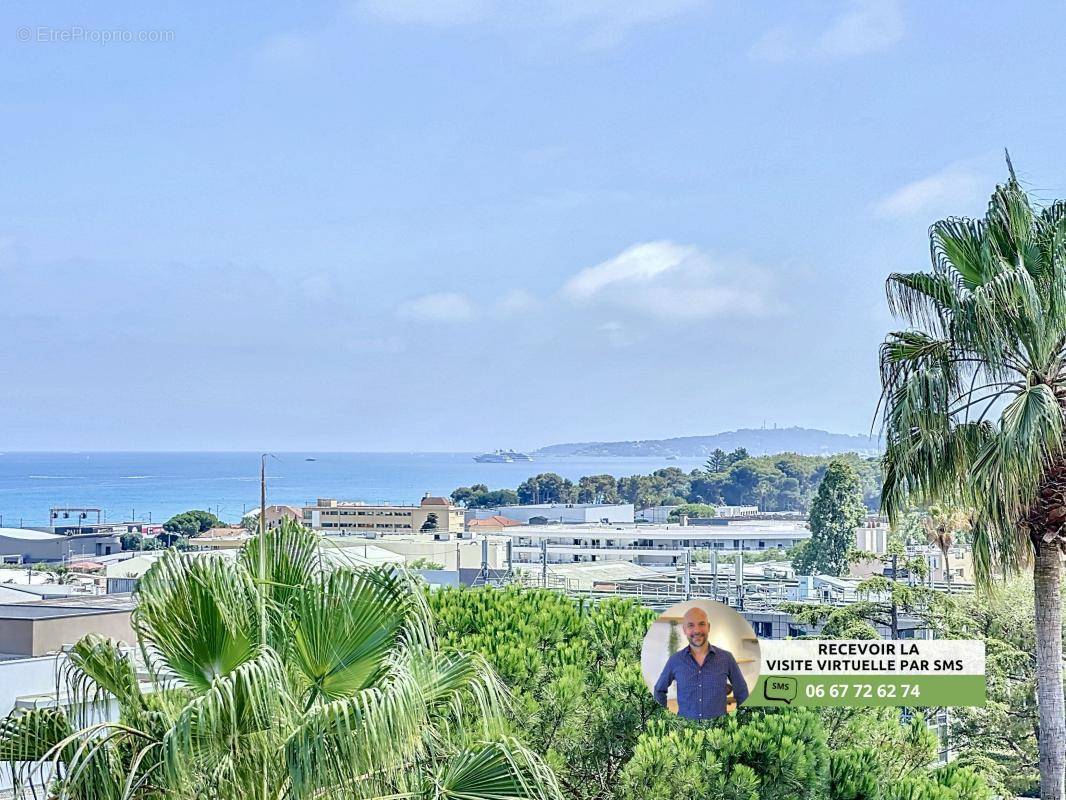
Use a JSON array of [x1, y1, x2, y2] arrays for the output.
[[16, 26, 175, 44]]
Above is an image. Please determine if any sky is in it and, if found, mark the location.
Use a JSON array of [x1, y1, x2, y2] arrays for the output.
[[3, 1, 1066, 451]]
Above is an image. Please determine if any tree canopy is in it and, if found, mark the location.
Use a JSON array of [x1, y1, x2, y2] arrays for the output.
[[162, 509, 220, 538], [430, 585, 993, 800], [451, 485, 521, 509], [452, 453, 883, 514]]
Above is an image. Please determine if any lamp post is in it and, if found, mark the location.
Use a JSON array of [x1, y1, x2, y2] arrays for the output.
[[257, 454, 277, 649]]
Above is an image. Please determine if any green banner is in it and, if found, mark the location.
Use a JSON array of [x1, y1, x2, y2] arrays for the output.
[[745, 675, 986, 708]]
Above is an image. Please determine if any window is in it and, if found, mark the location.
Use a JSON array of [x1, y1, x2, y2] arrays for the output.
[[753, 621, 772, 638]]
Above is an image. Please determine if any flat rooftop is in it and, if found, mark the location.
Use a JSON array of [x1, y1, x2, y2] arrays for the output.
[[0, 527, 61, 541], [0, 594, 135, 620], [490, 503, 631, 510], [512, 521, 810, 537]]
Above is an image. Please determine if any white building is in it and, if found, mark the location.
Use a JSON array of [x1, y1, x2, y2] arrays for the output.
[[508, 519, 810, 567], [0, 527, 122, 564], [854, 518, 891, 553], [469, 503, 634, 525], [304, 496, 464, 535], [636, 505, 759, 523], [715, 505, 760, 518]]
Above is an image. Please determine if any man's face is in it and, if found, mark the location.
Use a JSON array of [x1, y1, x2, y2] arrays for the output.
[[682, 610, 710, 648]]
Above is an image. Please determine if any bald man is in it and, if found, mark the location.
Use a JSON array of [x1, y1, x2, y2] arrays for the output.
[[653, 606, 749, 720]]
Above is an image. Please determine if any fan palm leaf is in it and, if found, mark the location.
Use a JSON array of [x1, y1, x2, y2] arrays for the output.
[[879, 160, 1066, 799], [0, 519, 558, 800]]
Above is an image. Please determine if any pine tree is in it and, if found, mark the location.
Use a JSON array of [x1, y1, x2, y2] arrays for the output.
[[793, 459, 866, 576]]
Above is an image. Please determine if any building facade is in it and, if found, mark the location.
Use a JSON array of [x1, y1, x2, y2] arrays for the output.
[[854, 518, 891, 554], [246, 504, 302, 530], [508, 520, 810, 567], [303, 496, 464, 535]]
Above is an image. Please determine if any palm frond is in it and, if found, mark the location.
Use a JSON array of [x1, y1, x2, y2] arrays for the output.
[[63, 635, 143, 729], [0, 707, 73, 763], [432, 740, 561, 800], [134, 550, 262, 691], [290, 568, 409, 704], [929, 217, 987, 287], [886, 271, 960, 335]]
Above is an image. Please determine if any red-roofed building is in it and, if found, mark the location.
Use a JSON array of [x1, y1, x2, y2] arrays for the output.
[[67, 560, 105, 573]]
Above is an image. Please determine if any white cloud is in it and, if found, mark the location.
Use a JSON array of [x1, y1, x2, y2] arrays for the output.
[[353, 0, 706, 48], [597, 320, 635, 348], [750, 0, 903, 62], [562, 241, 772, 319], [397, 291, 475, 322], [563, 241, 695, 300], [873, 163, 987, 220], [815, 0, 904, 57], [492, 288, 539, 318]]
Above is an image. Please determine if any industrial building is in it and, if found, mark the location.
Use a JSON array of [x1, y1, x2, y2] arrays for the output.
[[0, 527, 122, 564]]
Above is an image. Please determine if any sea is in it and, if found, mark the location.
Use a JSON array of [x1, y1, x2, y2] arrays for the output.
[[0, 452, 708, 528]]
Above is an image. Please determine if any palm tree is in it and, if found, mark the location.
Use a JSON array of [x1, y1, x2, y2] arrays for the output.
[[0, 520, 559, 800], [920, 505, 971, 592], [879, 160, 1066, 799]]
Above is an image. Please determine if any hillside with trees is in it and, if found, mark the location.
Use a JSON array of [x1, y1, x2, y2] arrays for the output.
[[451, 451, 883, 512], [535, 426, 879, 457]]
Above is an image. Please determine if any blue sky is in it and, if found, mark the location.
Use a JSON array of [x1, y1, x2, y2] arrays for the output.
[[2, 1, 1066, 451]]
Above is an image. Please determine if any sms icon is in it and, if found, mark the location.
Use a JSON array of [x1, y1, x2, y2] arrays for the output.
[[764, 676, 798, 705]]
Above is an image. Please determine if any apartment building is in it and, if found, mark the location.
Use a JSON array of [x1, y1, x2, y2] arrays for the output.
[[508, 519, 811, 567], [303, 495, 464, 535]]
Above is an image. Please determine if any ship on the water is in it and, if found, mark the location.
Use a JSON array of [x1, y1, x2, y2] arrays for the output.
[[473, 449, 533, 463]]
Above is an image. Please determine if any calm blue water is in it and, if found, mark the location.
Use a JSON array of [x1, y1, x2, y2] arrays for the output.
[[0, 452, 707, 527]]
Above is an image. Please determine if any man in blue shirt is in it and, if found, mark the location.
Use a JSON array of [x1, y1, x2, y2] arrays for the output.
[[653, 606, 749, 719]]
